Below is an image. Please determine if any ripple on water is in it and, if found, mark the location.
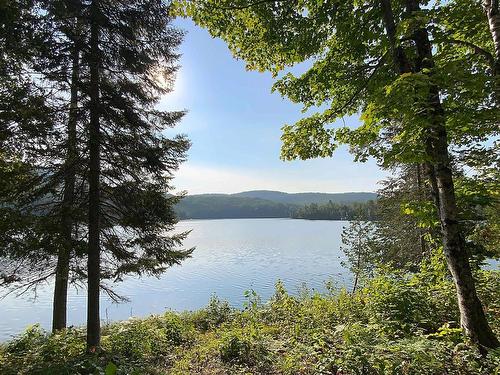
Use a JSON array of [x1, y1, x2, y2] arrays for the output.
[[0, 219, 353, 341]]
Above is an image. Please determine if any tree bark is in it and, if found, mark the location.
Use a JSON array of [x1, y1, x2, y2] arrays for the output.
[[406, 0, 499, 350], [52, 31, 80, 333], [87, 0, 101, 351], [482, 0, 500, 103], [379, 0, 412, 74], [380, 0, 499, 350]]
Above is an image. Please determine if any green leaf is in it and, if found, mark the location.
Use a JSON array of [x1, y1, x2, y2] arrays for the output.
[[105, 362, 117, 375]]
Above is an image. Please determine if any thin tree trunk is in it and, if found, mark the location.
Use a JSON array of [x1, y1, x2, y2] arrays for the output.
[[380, 0, 499, 350], [379, 0, 412, 74], [352, 272, 359, 294], [426, 126, 499, 350], [52, 33, 80, 333], [87, 0, 101, 351], [482, 0, 500, 103], [415, 164, 427, 257], [352, 241, 361, 294]]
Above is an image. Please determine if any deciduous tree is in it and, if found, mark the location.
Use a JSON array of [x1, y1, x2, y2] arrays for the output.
[[176, 0, 499, 349]]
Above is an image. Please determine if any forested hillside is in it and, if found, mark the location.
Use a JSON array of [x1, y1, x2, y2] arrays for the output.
[[175, 194, 292, 219], [174, 191, 378, 219], [233, 190, 377, 205]]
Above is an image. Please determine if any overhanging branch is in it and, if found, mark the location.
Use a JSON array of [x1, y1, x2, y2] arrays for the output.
[[434, 38, 495, 69], [211, 0, 288, 11]]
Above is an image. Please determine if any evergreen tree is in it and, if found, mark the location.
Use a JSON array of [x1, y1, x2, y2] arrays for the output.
[[0, 1, 65, 294], [1, 0, 90, 333], [82, 0, 191, 350], [1, 0, 191, 349], [371, 165, 434, 271]]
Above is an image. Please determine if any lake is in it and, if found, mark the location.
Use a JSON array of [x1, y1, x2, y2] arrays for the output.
[[0, 218, 352, 341]]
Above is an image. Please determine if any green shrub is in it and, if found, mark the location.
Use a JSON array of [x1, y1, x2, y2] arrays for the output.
[[188, 295, 234, 331], [363, 270, 446, 335], [219, 325, 271, 367], [103, 313, 188, 362]]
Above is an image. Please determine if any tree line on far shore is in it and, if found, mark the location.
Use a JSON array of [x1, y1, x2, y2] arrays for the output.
[[175, 194, 378, 220]]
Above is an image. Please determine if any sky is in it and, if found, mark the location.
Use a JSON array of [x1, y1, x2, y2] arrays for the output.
[[160, 19, 389, 195]]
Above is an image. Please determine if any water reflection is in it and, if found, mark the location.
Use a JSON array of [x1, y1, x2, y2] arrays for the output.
[[0, 218, 352, 341]]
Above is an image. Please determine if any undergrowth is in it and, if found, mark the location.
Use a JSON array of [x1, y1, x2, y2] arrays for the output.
[[1, 264, 499, 375]]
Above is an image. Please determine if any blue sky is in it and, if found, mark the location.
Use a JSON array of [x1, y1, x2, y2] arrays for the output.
[[161, 19, 388, 194]]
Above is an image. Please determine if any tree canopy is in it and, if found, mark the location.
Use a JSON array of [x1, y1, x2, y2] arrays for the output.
[[175, 0, 500, 349], [173, 0, 497, 164]]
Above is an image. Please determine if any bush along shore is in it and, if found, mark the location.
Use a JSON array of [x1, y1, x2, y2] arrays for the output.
[[1, 259, 499, 375]]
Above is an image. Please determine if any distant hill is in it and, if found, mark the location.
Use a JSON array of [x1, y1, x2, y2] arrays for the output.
[[175, 194, 292, 219], [175, 190, 377, 220], [233, 190, 377, 205]]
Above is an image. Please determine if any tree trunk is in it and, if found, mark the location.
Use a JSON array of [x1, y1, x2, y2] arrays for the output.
[[52, 32, 80, 333], [87, 0, 101, 351], [482, 0, 500, 102], [379, 0, 412, 74], [380, 0, 499, 350], [406, 0, 499, 350], [352, 247, 361, 293], [426, 126, 499, 350], [415, 164, 427, 257]]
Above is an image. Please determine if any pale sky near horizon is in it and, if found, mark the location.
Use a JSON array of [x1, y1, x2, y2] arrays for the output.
[[160, 19, 389, 195]]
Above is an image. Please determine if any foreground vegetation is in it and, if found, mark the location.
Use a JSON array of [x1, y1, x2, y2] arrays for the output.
[[2, 258, 499, 375], [2, 0, 499, 352]]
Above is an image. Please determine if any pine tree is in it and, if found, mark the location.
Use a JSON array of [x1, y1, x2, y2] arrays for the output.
[[1, 0, 90, 333], [1, 1, 191, 347], [372, 165, 434, 271], [82, 0, 191, 350], [0, 1, 65, 294]]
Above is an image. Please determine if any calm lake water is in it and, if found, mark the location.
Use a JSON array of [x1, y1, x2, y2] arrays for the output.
[[0, 218, 352, 341]]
